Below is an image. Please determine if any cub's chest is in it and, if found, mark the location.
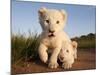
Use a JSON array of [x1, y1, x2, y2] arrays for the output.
[[49, 38, 58, 47], [42, 37, 61, 48]]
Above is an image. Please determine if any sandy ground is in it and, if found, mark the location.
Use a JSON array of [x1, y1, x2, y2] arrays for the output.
[[11, 48, 96, 75]]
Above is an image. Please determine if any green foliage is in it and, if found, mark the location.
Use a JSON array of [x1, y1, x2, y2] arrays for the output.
[[11, 32, 96, 64], [11, 33, 40, 64], [71, 33, 96, 49]]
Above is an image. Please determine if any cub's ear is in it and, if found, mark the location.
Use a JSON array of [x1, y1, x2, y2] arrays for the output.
[[60, 10, 67, 21], [72, 41, 78, 49], [38, 7, 47, 16]]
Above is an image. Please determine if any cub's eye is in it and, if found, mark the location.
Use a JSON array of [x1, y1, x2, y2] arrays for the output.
[[66, 50, 69, 53], [45, 20, 49, 23], [56, 20, 59, 24]]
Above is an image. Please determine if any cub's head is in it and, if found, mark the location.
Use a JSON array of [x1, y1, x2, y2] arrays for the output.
[[38, 7, 67, 37], [59, 41, 78, 64]]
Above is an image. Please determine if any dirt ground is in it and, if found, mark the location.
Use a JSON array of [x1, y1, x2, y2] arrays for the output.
[[11, 48, 96, 75]]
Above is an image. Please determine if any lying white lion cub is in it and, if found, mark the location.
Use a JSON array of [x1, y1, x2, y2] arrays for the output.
[[59, 41, 78, 69]]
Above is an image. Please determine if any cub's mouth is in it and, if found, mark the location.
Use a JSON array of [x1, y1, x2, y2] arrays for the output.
[[48, 33, 55, 37], [48, 29, 55, 37]]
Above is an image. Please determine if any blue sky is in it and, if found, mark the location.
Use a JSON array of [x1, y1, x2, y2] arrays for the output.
[[12, 0, 96, 38]]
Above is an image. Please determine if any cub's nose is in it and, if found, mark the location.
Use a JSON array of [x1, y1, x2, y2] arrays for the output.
[[60, 57, 64, 60], [49, 29, 55, 33]]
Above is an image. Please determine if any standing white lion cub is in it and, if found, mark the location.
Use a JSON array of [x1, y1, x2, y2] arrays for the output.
[[38, 7, 72, 69]]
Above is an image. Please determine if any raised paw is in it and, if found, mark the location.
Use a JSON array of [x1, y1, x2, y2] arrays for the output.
[[62, 62, 72, 69], [40, 54, 48, 63], [48, 62, 59, 69]]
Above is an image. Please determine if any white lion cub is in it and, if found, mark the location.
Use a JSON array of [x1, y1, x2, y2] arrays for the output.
[[38, 7, 71, 69], [59, 41, 78, 69]]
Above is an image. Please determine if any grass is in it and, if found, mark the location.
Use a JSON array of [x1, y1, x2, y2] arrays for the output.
[[11, 33, 96, 64], [72, 33, 96, 49], [11, 33, 40, 64]]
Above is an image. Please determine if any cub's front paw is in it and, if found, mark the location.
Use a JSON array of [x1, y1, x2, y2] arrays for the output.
[[40, 55, 48, 63], [62, 62, 72, 69], [48, 62, 59, 69]]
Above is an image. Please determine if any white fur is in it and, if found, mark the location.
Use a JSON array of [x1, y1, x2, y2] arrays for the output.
[[59, 41, 78, 69], [38, 7, 72, 69]]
